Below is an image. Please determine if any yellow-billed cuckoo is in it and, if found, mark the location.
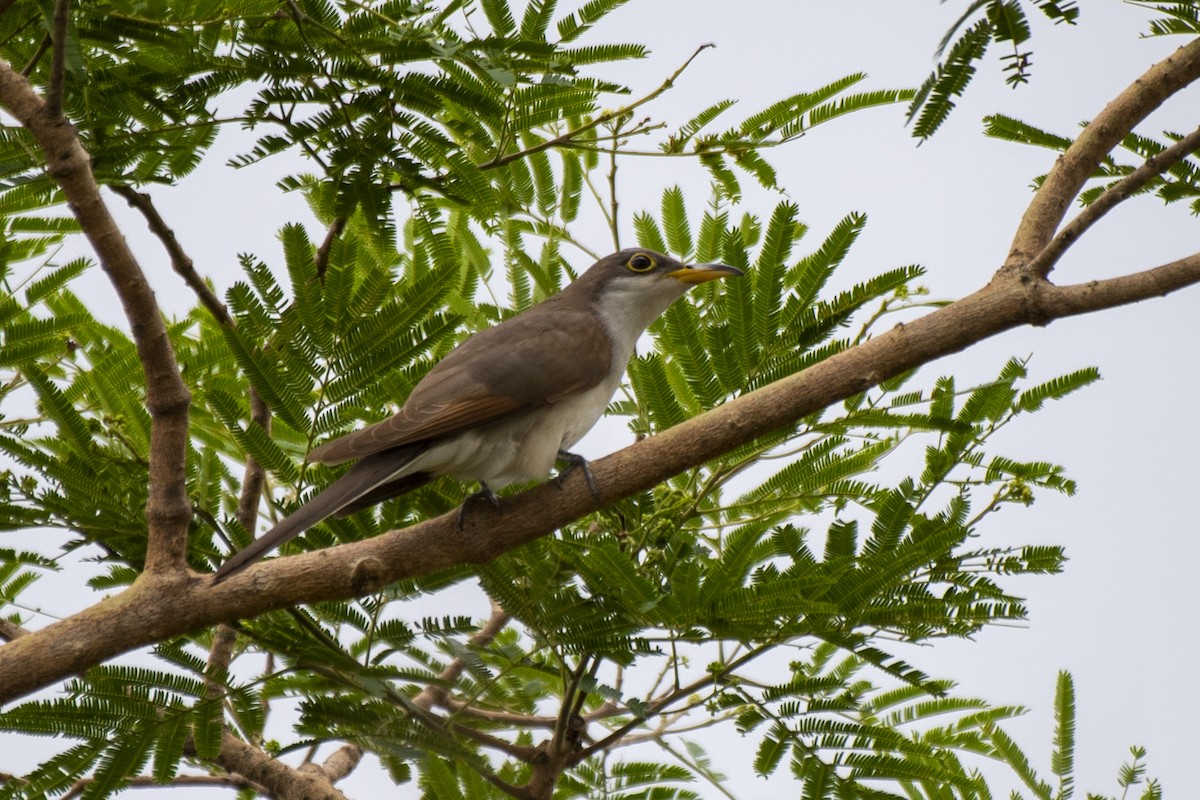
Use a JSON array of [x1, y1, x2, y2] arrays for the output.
[[213, 249, 742, 582]]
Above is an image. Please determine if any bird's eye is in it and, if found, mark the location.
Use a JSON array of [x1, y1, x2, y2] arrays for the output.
[[627, 253, 656, 272]]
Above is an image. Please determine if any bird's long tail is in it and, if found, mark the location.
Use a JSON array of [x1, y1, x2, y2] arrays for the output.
[[212, 446, 426, 583]]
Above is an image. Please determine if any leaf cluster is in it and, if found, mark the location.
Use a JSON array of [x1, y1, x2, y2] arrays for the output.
[[909, 0, 1080, 140], [0, 3, 1169, 798], [985, 114, 1200, 213], [0, 185, 1106, 797]]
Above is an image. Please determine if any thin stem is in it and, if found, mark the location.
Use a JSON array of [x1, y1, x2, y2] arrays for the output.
[[482, 44, 715, 170], [571, 643, 773, 764], [111, 184, 230, 324], [44, 0, 67, 116]]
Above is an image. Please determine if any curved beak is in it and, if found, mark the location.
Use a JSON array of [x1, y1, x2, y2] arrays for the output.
[[666, 263, 745, 285]]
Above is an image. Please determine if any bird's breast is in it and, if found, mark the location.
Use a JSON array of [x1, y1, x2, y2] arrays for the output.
[[405, 373, 622, 488]]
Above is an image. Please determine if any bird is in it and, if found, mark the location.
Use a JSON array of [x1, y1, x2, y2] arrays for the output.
[[212, 248, 742, 582]]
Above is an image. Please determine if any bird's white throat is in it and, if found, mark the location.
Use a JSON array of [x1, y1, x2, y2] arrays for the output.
[[592, 277, 690, 368]]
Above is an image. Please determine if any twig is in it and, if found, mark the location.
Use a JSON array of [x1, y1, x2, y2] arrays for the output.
[[482, 44, 715, 170], [314, 216, 346, 282], [44, 0, 68, 116], [1029, 125, 1200, 278], [60, 773, 259, 800], [0, 619, 30, 641], [204, 624, 237, 699], [413, 599, 510, 711], [606, 119, 622, 250], [20, 36, 49, 77], [111, 184, 231, 324], [552, 655, 591, 754], [570, 644, 773, 764]]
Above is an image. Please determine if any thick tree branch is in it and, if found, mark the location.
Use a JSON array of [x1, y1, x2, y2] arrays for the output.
[[1005, 36, 1200, 268], [212, 730, 349, 800], [0, 60, 192, 574], [316, 745, 362, 783], [4, 245, 1199, 703]]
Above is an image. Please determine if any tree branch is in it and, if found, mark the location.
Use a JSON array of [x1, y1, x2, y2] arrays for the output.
[[1005, 36, 1200, 268], [111, 183, 231, 324], [413, 599, 509, 711], [60, 773, 260, 800], [1028, 125, 1200, 277], [2, 244, 1200, 703], [211, 729, 349, 800], [314, 216, 346, 283], [0, 60, 192, 575], [0, 618, 29, 641]]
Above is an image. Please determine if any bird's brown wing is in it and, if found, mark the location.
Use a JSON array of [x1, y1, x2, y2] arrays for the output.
[[308, 304, 613, 465]]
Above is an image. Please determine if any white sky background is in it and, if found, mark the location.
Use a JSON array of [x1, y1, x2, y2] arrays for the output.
[[11, 1, 1200, 797]]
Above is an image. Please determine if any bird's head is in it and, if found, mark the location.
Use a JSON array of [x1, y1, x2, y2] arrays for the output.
[[566, 249, 743, 332], [591, 248, 743, 285]]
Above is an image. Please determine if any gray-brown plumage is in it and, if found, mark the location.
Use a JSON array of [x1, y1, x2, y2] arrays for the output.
[[213, 249, 741, 582]]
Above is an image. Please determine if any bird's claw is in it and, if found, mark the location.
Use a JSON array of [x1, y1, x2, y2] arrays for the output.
[[458, 482, 501, 529], [556, 450, 600, 500]]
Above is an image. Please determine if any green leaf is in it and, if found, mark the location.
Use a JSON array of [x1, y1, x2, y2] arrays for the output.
[[1052, 670, 1076, 799]]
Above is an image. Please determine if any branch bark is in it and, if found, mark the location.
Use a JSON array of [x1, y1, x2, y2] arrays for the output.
[[211, 730, 349, 800], [0, 60, 193, 575], [2, 247, 1198, 704], [1004, 36, 1200, 269]]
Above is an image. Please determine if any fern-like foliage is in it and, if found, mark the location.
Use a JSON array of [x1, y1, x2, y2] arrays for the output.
[[985, 671, 1163, 800], [0, 4, 1160, 799], [0, 0, 645, 235], [1130, 1, 1200, 36], [909, 0, 1080, 140], [985, 114, 1200, 213], [0, 192, 1129, 798], [661, 74, 913, 200]]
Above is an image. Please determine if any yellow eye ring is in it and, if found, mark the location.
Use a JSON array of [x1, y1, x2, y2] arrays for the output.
[[627, 253, 656, 272]]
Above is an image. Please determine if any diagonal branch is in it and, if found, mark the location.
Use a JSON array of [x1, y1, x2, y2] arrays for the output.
[[314, 216, 346, 283], [0, 619, 30, 641], [3, 241, 1199, 704], [1028, 125, 1200, 278], [1005, 36, 1200, 268], [481, 43, 714, 170], [413, 599, 510, 711], [210, 729, 349, 800], [111, 184, 231, 324], [0, 60, 192, 574]]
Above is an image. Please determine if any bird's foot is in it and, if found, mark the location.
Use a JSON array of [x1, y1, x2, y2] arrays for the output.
[[458, 482, 501, 529], [556, 450, 600, 499]]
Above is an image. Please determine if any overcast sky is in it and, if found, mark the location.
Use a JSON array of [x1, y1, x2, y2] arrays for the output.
[[12, 2, 1200, 797]]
